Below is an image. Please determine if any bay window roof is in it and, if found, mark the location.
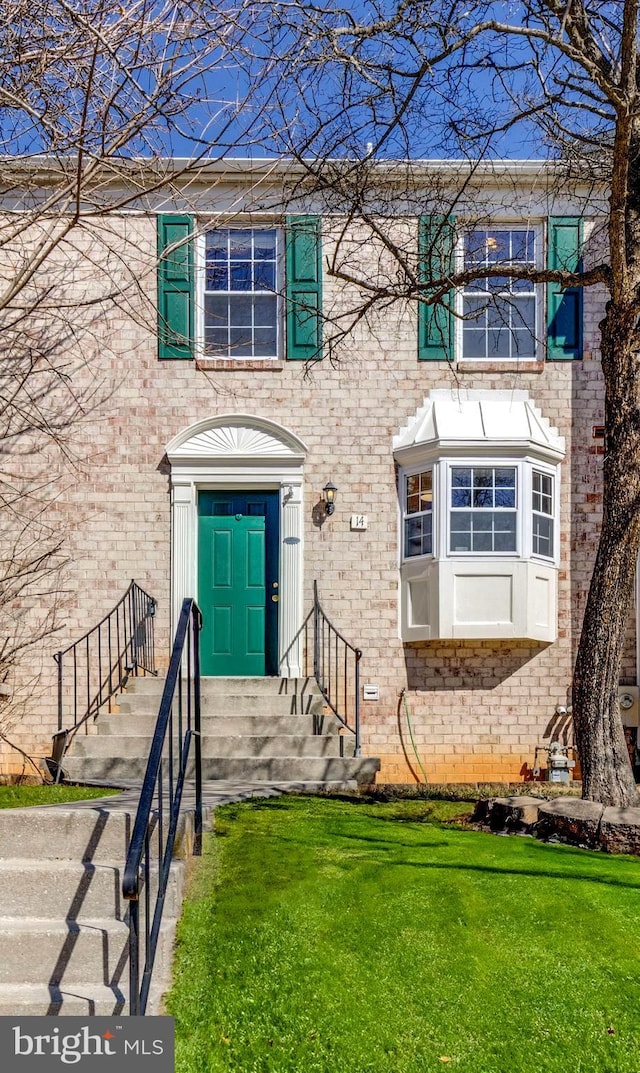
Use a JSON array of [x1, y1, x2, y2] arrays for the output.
[[393, 390, 565, 466]]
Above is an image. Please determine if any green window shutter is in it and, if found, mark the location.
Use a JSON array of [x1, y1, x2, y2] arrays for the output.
[[547, 217, 583, 361], [157, 214, 194, 360], [418, 215, 456, 361], [285, 215, 322, 361]]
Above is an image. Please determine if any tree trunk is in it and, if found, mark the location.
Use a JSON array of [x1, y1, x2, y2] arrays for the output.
[[573, 308, 640, 806]]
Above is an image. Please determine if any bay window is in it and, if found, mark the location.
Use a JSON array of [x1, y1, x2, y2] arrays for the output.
[[394, 391, 565, 641]]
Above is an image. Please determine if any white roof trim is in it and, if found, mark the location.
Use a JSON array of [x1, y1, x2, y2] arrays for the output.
[[393, 390, 565, 465]]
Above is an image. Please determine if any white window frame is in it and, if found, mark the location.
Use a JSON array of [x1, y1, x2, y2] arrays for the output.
[[399, 456, 559, 566], [402, 464, 436, 560], [195, 224, 283, 360], [455, 223, 544, 363], [447, 461, 519, 557]]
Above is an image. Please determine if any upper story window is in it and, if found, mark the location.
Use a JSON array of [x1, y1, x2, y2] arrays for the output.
[[460, 228, 538, 361], [203, 228, 279, 358]]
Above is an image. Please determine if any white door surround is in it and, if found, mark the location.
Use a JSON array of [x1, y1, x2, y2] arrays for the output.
[[165, 414, 307, 677]]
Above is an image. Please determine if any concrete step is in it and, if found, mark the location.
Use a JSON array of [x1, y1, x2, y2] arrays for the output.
[[0, 859, 184, 919], [64, 755, 380, 786], [0, 982, 168, 1017], [97, 713, 338, 736], [0, 807, 135, 863], [0, 982, 130, 1016], [116, 693, 324, 715], [73, 734, 351, 761], [0, 917, 173, 986], [126, 676, 321, 697]]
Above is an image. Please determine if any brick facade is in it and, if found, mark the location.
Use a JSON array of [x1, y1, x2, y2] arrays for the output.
[[0, 164, 629, 784]]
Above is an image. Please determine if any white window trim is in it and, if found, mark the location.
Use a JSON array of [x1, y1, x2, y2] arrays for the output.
[[195, 224, 284, 361], [455, 223, 544, 363], [402, 463, 436, 560], [399, 456, 560, 567]]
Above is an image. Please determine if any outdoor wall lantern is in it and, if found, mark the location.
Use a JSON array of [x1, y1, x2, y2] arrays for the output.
[[323, 481, 338, 516]]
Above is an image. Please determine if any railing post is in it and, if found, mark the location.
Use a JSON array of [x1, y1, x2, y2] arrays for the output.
[[193, 605, 203, 854], [129, 898, 140, 1016], [313, 581, 320, 682], [55, 652, 63, 733], [354, 649, 362, 757]]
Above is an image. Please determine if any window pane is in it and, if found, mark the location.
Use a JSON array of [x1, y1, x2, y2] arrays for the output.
[[533, 515, 554, 557], [205, 327, 228, 354], [229, 294, 254, 326], [495, 488, 516, 508], [512, 330, 536, 358], [452, 489, 471, 508], [487, 231, 510, 261], [462, 296, 488, 321], [405, 516, 432, 557], [511, 230, 535, 261], [253, 294, 277, 326], [229, 327, 253, 356], [254, 326, 277, 355], [487, 299, 511, 328], [205, 294, 228, 326], [230, 262, 253, 290], [229, 230, 253, 259], [254, 262, 276, 290], [450, 512, 472, 553], [452, 468, 471, 487], [474, 531, 493, 552], [206, 232, 227, 259], [463, 329, 486, 358], [254, 230, 277, 258], [487, 328, 511, 357], [464, 231, 485, 264], [206, 265, 228, 290], [494, 529, 517, 552], [473, 469, 493, 488], [495, 468, 516, 487], [473, 488, 494, 508]]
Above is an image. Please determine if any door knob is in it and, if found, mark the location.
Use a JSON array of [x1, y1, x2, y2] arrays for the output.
[[271, 595, 279, 602]]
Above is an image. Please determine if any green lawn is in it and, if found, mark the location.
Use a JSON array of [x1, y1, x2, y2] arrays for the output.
[[167, 795, 640, 1073], [0, 784, 120, 808]]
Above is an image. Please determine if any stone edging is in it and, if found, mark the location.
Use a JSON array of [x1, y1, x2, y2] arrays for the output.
[[474, 795, 640, 854]]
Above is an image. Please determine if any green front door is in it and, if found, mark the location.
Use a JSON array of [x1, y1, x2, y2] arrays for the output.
[[198, 491, 279, 676]]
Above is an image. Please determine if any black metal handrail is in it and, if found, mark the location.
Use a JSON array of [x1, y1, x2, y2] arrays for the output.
[[53, 580, 157, 747], [312, 580, 362, 756], [123, 597, 202, 1017]]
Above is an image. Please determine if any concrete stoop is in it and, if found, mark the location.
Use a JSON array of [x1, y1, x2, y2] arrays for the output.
[[0, 803, 189, 1016], [62, 676, 380, 789], [477, 795, 640, 853]]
